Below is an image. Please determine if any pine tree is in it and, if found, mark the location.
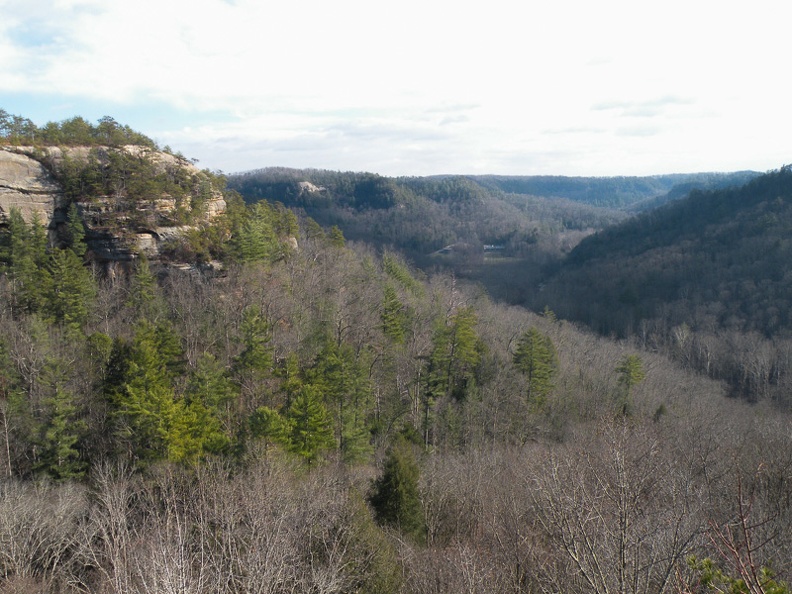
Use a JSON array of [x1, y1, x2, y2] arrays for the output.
[[234, 307, 273, 376], [126, 254, 160, 319], [2, 209, 52, 314], [615, 354, 646, 415], [424, 306, 481, 444], [65, 202, 86, 258], [185, 353, 238, 448], [382, 251, 422, 295], [309, 341, 374, 462], [113, 331, 179, 462], [46, 248, 95, 330], [249, 405, 289, 449], [369, 438, 424, 540], [285, 384, 334, 463], [513, 327, 558, 407], [110, 322, 197, 464], [35, 386, 88, 480], [233, 306, 274, 412], [381, 283, 408, 344], [229, 202, 278, 263], [328, 225, 345, 248], [303, 217, 325, 241], [427, 306, 481, 401]]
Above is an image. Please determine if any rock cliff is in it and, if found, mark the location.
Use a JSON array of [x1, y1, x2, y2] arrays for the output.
[[0, 147, 65, 225], [0, 145, 226, 262]]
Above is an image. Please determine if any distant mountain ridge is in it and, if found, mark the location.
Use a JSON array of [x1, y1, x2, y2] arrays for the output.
[[231, 167, 759, 211], [468, 171, 761, 209], [536, 165, 792, 338]]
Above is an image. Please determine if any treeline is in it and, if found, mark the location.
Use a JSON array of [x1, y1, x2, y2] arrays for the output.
[[470, 171, 760, 209], [0, 110, 156, 149]]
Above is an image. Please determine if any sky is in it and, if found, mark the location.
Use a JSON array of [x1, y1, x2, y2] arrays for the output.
[[1, 0, 790, 177]]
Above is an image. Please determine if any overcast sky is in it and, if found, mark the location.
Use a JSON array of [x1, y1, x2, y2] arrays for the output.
[[1, 0, 790, 177]]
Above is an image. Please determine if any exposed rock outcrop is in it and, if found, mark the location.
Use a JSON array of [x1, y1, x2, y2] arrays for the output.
[[0, 145, 227, 263], [0, 147, 66, 225], [297, 180, 326, 195]]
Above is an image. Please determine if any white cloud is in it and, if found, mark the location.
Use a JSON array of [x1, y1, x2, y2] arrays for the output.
[[2, 0, 792, 175]]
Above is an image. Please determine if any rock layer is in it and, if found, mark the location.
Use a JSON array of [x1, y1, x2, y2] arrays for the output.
[[0, 148, 66, 225]]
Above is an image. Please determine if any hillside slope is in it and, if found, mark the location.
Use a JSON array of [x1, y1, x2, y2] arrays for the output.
[[538, 165, 792, 336], [531, 166, 792, 403], [227, 168, 625, 263]]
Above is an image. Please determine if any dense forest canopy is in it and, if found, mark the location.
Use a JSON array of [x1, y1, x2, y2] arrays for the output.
[[1, 112, 791, 593]]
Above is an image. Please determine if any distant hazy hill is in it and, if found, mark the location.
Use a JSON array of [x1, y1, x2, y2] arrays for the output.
[[535, 166, 792, 338], [469, 171, 761, 209]]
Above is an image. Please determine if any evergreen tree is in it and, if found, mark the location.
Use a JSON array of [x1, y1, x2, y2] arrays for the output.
[[427, 306, 481, 401], [2, 209, 52, 314], [689, 556, 790, 594], [278, 352, 303, 407], [615, 354, 646, 415], [0, 339, 22, 477], [186, 353, 238, 411], [126, 254, 160, 319], [424, 306, 481, 444], [112, 330, 179, 463], [45, 247, 95, 330], [234, 306, 274, 376], [381, 283, 409, 344], [284, 384, 334, 463], [233, 306, 274, 412], [111, 322, 194, 464], [229, 202, 279, 263], [303, 217, 325, 241], [382, 251, 422, 295], [369, 437, 424, 540], [35, 385, 87, 480], [185, 353, 238, 448], [328, 225, 345, 248], [249, 405, 290, 450], [167, 398, 229, 462], [65, 202, 86, 258], [309, 340, 374, 463], [513, 327, 558, 407]]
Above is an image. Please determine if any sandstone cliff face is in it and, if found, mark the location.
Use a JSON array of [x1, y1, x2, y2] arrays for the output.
[[0, 147, 66, 225], [0, 145, 226, 262]]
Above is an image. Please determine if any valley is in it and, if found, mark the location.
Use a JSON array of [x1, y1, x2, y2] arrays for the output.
[[0, 111, 790, 593]]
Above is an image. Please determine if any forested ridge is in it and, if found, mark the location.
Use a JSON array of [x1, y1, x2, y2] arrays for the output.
[[469, 171, 760, 209], [1, 112, 791, 593], [538, 165, 792, 406], [227, 168, 577, 261]]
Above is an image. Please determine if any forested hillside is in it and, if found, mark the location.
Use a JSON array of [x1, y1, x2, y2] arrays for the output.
[[227, 168, 757, 304], [1, 112, 791, 593], [537, 165, 792, 404], [227, 167, 629, 304], [228, 167, 620, 262]]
